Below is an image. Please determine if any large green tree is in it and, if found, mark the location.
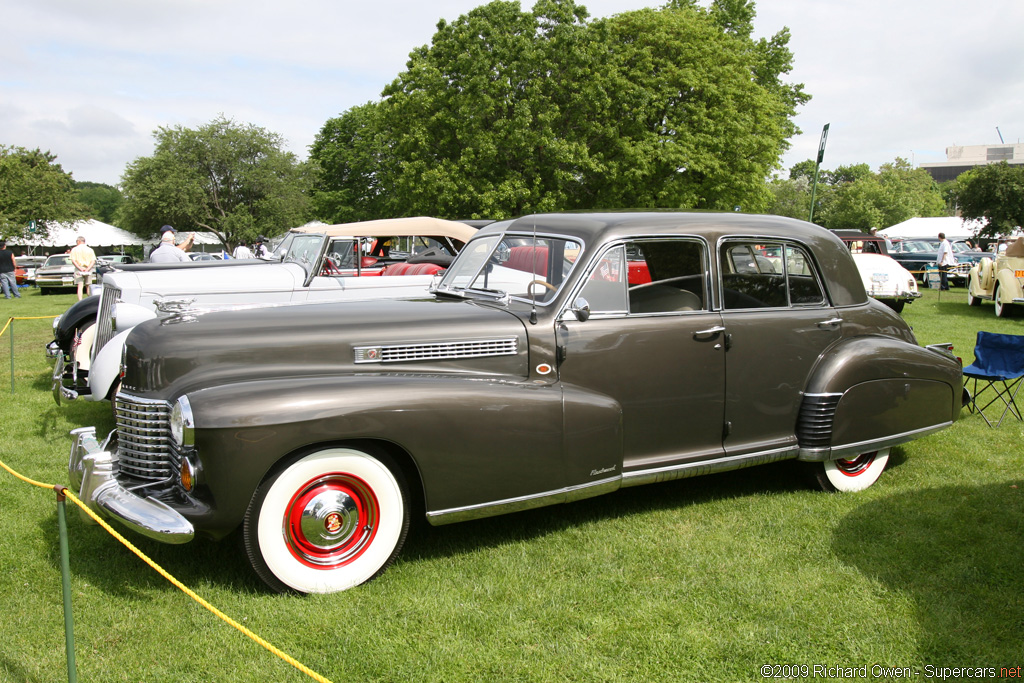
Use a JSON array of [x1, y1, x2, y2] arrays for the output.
[[0, 145, 87, 240], [75, 181, 124, 224], [311, 0, 807, 221], [953, 162, 1024, 238], [118, 116, 313, 248]]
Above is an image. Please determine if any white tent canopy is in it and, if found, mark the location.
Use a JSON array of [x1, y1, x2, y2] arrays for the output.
[[878, 216, 986, 241], [11, 219, 147, 249]]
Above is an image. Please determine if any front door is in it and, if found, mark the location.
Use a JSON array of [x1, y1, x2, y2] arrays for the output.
[[558, 238, 726, 484]]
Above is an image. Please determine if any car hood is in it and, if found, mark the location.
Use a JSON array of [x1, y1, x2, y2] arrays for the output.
[[103, 262, 306, 303], [121, 297, 530, 398]]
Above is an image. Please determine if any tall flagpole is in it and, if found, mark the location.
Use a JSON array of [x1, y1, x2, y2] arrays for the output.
[[808, 123, 830, 224]]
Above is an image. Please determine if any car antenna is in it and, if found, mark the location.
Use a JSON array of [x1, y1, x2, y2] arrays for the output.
[[529, 223, 538, 325]]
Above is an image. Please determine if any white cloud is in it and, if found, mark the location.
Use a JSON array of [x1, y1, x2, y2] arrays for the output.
[[2, 0, 1022, 186]]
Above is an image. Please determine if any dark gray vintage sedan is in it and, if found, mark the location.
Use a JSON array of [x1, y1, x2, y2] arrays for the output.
[[68, 212, 965, 594]]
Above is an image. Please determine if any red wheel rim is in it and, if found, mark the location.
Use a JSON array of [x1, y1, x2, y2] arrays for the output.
[[284, 473, 379, 569], [834, 452, 876, 477]]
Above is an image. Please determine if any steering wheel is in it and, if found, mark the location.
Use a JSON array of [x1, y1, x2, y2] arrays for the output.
[[321, 257, 342, 276], [529, 279, 557, 292]]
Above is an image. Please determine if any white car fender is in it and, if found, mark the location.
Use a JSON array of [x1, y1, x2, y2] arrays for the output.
[[88, 329, 133, 402], [74, 324, 98, 373], [113, 301, 158, 331]]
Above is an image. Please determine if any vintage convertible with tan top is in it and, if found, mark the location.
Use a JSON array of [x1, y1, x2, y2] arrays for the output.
[[66, 212, 965, 594], [48, 217, 478, 405], [967, 236, 1024, 317]]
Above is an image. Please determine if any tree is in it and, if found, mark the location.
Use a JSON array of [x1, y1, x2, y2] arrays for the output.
[[311, 0, 808, 220], [817, 158, 946, 230], [75, 181, 124, 224], [0, 145, 87, 240], [953, 162, 1024, 238], [118, 116, 313, 248]]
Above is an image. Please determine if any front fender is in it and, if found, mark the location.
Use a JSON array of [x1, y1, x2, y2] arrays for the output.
[[798, 336, 962, 460], [113, 302, 158, 331], [88, 329, 132, 402], [175, 374, 567, 534]]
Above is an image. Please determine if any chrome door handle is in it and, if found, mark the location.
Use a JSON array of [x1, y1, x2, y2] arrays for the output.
[[693, 325, 726, 339], [816, 317, 843, 328]]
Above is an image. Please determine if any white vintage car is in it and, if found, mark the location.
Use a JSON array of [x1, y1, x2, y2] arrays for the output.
[[850, 253, 920, 313], [49, 217, 479, 404], [967, 237, 1024, 317]]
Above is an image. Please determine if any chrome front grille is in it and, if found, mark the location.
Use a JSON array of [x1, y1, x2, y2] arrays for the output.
[[91, 285, 122, 362], [114, 394, 176, 483], [355, 338, 519, 363]]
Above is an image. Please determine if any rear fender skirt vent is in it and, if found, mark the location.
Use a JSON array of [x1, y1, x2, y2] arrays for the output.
[[796, 392, 842, 448]]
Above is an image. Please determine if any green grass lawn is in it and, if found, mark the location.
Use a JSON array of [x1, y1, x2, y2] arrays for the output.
[[1, 286, 1021, 682]]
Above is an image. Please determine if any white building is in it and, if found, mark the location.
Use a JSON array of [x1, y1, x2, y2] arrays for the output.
[[920, 143, 1024, 183]]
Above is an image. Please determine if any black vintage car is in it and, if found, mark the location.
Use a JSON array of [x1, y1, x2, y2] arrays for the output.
[[68, 212, 965, 594]]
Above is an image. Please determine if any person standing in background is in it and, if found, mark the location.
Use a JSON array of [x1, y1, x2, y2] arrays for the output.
[[149, 227, 191, 263], [0, 240, 20, 299], [233, 241, 253, 259], [69, 236, 96, 300], [935, 232, 956, 291]]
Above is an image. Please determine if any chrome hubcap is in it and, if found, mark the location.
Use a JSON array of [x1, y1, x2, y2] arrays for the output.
[[834, 452, 875, 477], [285, 474, 378, 567]]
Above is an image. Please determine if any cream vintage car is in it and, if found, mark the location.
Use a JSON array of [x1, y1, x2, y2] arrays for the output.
[[49, 217, 478, 404], [966, 237, 1024, 317]]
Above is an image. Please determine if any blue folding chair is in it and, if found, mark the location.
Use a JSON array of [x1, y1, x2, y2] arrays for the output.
[[962, 331, 1024, 427]]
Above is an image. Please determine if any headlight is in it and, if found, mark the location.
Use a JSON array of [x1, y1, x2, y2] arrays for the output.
[[169, 395, 195, 448]]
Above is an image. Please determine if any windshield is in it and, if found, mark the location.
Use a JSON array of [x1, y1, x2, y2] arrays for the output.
[[436, 233, 582, 304]]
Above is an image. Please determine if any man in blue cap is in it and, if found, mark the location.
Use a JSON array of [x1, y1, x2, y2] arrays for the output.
[[149, 225, 190, 263]]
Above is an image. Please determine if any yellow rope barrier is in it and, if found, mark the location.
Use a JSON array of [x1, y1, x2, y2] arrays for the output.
[[0, 458, 335, 683]]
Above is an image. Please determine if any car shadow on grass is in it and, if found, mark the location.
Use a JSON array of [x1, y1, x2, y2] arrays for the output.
[[832, 481, 1024, 664]]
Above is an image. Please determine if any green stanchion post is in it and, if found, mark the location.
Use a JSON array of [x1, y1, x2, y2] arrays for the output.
[[55, 487, 79, 683]]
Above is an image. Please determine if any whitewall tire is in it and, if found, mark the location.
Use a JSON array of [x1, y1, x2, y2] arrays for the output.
[[816, 448, 890, 493], [243, 448, 410, 594]]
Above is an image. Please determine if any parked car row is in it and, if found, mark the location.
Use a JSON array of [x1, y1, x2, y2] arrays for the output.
[[58, 212, 965, 594], [49, 217, 478, 404]]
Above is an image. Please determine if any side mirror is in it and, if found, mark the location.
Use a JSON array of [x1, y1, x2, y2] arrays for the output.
[[570, 297, 591, 322]]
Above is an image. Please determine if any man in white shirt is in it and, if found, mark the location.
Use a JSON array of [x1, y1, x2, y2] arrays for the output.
[[149, 228, 191, 263], [69, 236, 96, 300], [935, 232, 956, 291], [233, 242, 253, 259]]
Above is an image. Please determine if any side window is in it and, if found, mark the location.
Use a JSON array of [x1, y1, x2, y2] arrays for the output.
[[785, 244, 825, 305], [578, 245, 628, 314], [578, 239, 707, 316], [627, 239, 706, 313], [721, 241, 825, 309]]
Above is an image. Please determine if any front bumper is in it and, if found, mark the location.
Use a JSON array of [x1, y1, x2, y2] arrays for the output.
[[67, 427, 195, 544]]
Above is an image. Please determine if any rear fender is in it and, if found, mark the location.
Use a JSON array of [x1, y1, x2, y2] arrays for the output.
[[995, 269, 1024, 301], [797, 336, 963, 461]]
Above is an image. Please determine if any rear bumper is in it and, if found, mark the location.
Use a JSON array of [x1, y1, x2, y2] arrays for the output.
[[67, 427, 194, 544]]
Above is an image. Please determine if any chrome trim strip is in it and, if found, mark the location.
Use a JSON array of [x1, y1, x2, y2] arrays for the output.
[[797, 421, 953, 462], [621, 446, 799, 488], [426, 476, 620, 526]]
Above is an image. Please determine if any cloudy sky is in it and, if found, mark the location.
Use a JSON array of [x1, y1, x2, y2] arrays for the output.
[[3, 0, 1022, 187]]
